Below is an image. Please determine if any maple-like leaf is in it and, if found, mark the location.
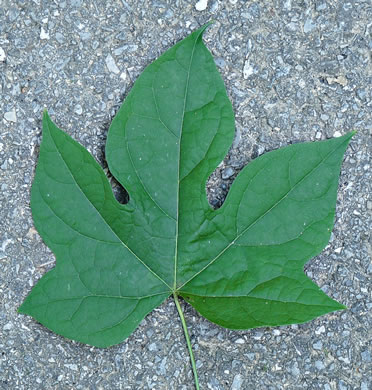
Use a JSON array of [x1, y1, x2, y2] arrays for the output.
[[19, 25, 352, 354]]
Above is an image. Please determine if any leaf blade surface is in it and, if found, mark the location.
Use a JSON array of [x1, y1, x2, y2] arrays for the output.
[[179, 134, 352, 327], [19, 25, 352, 349], [19, 113, 170, 347]]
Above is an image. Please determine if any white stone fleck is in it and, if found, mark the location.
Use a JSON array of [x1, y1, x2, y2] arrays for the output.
[[3, 322, 13, 331], [243, 60, 254, 79], [74, 104, 83, 115], [327, 75, 347, 86], [315, 325, 326, 335], [0, 47, 6, 62], [4, 109, 17, 122], [252, 331, 263, 340], [40, 27, 50, 40], [273, 363, 282, 371], [195, 0, 208, 11], [334, 247, 342, 254], [234, 338, 245, 344], [64, 363, 78, 371], [257, 145, 265, 156], [333, 130, 342, 137], [105, 54, 120, 74], [1, 239, 12, 252]]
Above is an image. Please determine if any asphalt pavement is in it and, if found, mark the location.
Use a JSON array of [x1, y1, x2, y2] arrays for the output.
[[0, 1, 371, 389]]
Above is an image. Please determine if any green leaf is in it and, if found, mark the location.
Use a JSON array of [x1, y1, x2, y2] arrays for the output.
[[19, 24, 352, 349]]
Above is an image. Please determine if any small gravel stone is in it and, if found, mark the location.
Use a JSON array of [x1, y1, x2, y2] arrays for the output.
[[291, 362, 300, 376], [361, 350, 371, 362], [64, 364, 78, 371], [4, 109, 17, 122], [3, 322, 13, 331], [243, 60, 254, 79], [0, 47, 6, 62], [74, 104, 83, 115], [40, 27, 50, 40], [55, 32, 65, 43], [222, 167, 234, 179], [304, 18, 316, 33], [148, 342, 157, 352], [315, 360, 325, 370], [316, 2, 327, 11], [105, 54, 120, 74], [231, 374, 243, 390], [195, 0, 208, 11]]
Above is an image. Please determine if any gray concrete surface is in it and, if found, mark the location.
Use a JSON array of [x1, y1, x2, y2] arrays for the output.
[[0, 0, 371, 389]]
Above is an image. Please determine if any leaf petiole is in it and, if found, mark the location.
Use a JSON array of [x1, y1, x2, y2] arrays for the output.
[[173, 293, 200, 390]]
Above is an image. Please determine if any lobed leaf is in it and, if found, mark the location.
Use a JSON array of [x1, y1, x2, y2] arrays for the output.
[[19, 25, 352, 348]]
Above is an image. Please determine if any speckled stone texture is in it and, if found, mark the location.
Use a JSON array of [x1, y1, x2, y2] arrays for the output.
[[0, 0, 371, 389]]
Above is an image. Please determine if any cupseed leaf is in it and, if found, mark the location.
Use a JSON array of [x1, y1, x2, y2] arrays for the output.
[[19, 25, 352, 349]]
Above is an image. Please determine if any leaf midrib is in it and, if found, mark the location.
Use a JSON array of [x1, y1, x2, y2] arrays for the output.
[[173, 31, 201, 291]]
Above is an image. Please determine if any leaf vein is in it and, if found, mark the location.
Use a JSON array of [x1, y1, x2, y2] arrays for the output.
[[179, 137, 350, 290]]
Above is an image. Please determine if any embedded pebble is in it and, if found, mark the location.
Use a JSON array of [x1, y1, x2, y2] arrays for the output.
[[231, 374, 243, 390], [0, 47, 6, 62], [4, 109, 17, 122], [105, 54, 120, 74], [243, 60, 254, 79], [40, 27, 50, 40], [64, 364, 78, 371], [304, 18, 316, 33], [74, 104, 83, 115], [195, 0, 208, 11], [3, 322, 13, 331], [222, 167, 234, 179]]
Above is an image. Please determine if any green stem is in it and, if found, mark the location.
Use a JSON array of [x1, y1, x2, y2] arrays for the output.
[[173, 293, 200, 390]]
